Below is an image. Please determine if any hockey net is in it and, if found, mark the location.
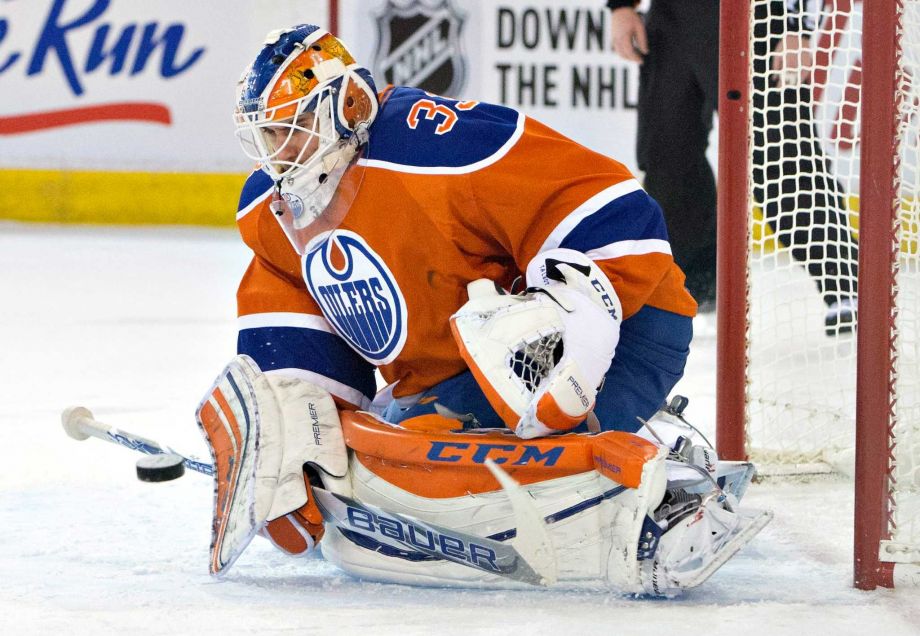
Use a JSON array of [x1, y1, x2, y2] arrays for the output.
[[717, 0, 920, 588]]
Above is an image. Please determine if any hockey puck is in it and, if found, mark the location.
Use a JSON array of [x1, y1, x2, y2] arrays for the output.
[[136, 453, 185, 482]]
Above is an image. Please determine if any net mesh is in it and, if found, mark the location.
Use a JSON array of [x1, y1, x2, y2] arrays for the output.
[[885, 0, 920, 564], [746, 0, 863, 468], [744, 0, 920, 556], [510, 332, 562, 396]]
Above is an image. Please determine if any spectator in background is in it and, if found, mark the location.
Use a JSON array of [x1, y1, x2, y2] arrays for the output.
[[609, 0, 719, 308], [750, 2, 858, 334], [608, 0, 858, 334]]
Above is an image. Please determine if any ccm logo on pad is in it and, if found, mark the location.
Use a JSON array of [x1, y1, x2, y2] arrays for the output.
[[426, 441, 564, 466]]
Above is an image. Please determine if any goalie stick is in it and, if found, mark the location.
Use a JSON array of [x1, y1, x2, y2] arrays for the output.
[[60, 406, 557, 586], [62, 406, 215, 476]]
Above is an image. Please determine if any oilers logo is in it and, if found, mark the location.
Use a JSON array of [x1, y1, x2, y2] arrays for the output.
[[281, 192, 306, 220], [304, 231, 408, 365]]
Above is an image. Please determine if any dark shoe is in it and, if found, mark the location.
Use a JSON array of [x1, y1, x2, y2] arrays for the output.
[[825, 298, 857, 336]]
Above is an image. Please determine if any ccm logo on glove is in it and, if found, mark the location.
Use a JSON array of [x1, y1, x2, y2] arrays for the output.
[[591, 279, 619, 320]]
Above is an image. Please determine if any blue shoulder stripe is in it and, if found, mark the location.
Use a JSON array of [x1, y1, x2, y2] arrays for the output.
[[237, 169, 274, 214], [363, 87, 521, 170], [237, 326, 376, 402], [559, 190, 670, 253]]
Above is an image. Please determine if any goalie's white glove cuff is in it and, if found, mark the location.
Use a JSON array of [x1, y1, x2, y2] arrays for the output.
[[519, 249, 622, 435], [525, 248, 622, 323], [526, 249, 621, 383]]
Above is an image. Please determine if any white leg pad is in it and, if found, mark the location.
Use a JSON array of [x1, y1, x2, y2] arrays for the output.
[[321, 448, 668, 593]]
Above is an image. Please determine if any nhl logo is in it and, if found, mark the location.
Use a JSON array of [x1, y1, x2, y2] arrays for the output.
[[372, 0, 467, 97]]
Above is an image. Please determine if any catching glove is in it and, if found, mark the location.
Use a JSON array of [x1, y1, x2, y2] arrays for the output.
[[451, 248, 622, 439]]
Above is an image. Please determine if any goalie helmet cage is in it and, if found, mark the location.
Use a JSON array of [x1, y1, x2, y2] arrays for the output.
[[717, 0, 920, 589]]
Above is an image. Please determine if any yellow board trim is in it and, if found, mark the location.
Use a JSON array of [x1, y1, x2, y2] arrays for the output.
[[752, 194, 920, 256], [0, 169, 247, 226]]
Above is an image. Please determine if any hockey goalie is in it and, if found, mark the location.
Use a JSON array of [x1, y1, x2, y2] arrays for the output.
[[197, 24, 772, 596]]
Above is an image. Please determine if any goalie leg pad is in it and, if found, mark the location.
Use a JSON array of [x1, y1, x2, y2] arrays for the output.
[[196, 355, 348, 575], [638, 398, 756, 502], [322, 425, 669, 593], [197, 355, 272, 575]]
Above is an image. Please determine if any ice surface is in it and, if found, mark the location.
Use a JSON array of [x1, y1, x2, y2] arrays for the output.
[[1, 223, 918, 635]]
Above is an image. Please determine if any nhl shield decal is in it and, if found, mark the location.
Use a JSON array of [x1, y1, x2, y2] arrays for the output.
[[303, 231, 408, 365], [373, 0, 467, 97]]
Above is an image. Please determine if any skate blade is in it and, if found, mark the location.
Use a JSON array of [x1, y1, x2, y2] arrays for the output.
[[680, 507, 773, 589]]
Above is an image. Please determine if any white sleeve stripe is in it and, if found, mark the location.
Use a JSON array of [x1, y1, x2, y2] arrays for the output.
[[356, 112, 525, 175], [236, 185, 274, 221], [238, 312, 333, 333], [585, 239, 672, 261], [264, 368, 371, 409], [537, 179, 644, 253]]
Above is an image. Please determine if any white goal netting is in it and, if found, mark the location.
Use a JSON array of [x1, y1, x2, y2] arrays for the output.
[[743, 0, 920, 558]]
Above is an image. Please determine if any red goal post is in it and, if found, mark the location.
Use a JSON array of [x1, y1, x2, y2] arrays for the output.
[[717, 0, 920, 590]]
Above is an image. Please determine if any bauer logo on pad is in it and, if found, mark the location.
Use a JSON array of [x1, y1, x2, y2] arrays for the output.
[[304, 231, 408, 365]]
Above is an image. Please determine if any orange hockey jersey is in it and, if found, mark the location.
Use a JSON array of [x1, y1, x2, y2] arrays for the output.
[[235, 87, 696, 408]]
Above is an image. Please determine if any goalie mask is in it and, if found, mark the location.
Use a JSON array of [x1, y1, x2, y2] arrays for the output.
[[234, 25, 378, 251]]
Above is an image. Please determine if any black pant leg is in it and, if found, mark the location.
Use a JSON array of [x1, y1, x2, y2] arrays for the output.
[[636, 1, 720, 306]]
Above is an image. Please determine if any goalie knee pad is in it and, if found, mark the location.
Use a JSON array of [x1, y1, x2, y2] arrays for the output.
[[450, 249, 622, 439]]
